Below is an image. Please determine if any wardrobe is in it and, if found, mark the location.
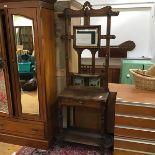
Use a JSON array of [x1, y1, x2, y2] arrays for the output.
[[0, 0, 56, 149]]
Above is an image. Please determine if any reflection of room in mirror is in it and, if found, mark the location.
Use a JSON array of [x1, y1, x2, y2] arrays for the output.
[[13, 15, 39, 115], [75, 28, 99, 46], [13, 15, 34, 54], [21, 89, 39, 114], [0, 68, 8, 114]]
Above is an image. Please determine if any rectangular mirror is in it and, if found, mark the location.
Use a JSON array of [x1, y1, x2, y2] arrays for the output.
[[73, 25, 101, 48]]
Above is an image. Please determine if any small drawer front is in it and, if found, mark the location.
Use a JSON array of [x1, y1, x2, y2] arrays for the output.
[[115, 126, 155, 140], [115, 115, 155, 129], [61, 98, 101, 109], [116, 102, 155, 117], [0, 119, 45, 139]]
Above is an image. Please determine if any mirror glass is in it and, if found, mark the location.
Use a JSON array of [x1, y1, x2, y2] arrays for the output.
[[0, 55, 9, 114], [13, 15, 39, 115], [74, 26, 100, 47]]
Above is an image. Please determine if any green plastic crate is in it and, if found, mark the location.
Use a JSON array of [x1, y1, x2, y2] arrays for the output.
[[18, 62, 31, 73], [120, 59, 154, 84]]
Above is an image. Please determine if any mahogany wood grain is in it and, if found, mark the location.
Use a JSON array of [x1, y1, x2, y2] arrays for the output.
[[114, 149, 149, 155], [0, 118, 45, 139], [74, 92, 116, 134], [0, 11, 13, 116], [0, 0, 57, 149], [116, 103, 155, 117], [98, 41, 136, 58], [110, 84, 155, 155], [115, 126, 155, 140], [74, 108, 101, 131], [39, 7, 57, 141], [61, 98, 101, 109], [114, 137, 155, 153], [115, 115, 155, 129], [0, 1, 54, 9], [58, 86, 109, 147], [0, 133, 49, 149]]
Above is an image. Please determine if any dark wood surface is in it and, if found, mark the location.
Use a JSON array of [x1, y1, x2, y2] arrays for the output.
[[74, 91, 117, 134], [0, 10, 13, 116], [63, 1, 119, 91], [99, 47, 128, 58], [114, 137, 155, 154], [58, 2, 119, 151], [81, 65, 120, 83], [58, 87, 109, 147], [0, 0, 54, 9], [98, 40, 136, 58], [59, 86, 109, 102]]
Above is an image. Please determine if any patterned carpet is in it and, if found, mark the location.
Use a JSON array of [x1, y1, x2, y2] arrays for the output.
[[0, 70, 8, 113], [16, 142, 112, 155]]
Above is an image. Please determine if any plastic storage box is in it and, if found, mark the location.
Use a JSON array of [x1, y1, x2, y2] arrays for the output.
[[18, 62, 31, 73], [120, 59, 153, 84]]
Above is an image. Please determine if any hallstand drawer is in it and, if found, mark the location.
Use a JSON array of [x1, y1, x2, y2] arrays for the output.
[[61, 98, 101, 109]]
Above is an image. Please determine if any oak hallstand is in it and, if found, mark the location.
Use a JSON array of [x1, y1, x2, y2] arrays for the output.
[[58, 1, 119, 153]]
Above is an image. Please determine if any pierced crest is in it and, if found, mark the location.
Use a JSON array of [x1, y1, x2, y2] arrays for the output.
[[83, 1, 92, 11]]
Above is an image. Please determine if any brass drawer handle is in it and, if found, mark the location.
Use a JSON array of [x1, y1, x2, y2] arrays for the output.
[[79, 101, 84, 105], [31, 128, 39, 133], [0, 123, 4, 128]]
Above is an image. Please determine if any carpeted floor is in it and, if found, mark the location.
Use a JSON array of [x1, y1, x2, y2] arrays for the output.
[[0, 70, 8, 113], [16, 142, 112, 155]]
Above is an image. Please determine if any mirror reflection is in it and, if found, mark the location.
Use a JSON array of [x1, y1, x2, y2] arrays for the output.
[[0, 55, 8, 114], [74, 26, 100, 47], [13, 15, 39, 115]]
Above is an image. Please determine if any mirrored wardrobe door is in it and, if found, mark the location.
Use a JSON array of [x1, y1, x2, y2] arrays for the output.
[[0, 11, 12, 115], [12, 15, 39, 116]]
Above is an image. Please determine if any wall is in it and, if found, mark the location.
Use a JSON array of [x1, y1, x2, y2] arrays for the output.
[[54, 1, 82, 94], [78, 0, 155, 59], [76, 0, 154, 7]]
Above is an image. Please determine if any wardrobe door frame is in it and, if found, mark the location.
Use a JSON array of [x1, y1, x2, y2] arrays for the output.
[[6, 8, 44, 120], [0, 10, 13, 117]]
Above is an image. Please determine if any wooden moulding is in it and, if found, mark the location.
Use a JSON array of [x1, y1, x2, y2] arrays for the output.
[[0, 0, 56, 3], [0, 0, 55, 9], [63, 1, 119, 18], [114, 136, 155, 154], [0, 132, 49, 149], [98, 40, 136, 58]]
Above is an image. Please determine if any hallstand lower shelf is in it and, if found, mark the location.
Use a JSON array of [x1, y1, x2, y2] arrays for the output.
[[61, 127, 114, 148], [63, 128, 102, 146]]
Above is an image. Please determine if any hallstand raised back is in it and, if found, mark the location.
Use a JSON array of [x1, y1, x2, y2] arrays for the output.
[[62, 1, 119, 91]]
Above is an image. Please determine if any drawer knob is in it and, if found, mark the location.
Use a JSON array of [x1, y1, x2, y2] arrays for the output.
[[0, 123, 4, 128], [79, 101, 84, 105], [31, 128, 39, 133], [126, 74, 130, 78]]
